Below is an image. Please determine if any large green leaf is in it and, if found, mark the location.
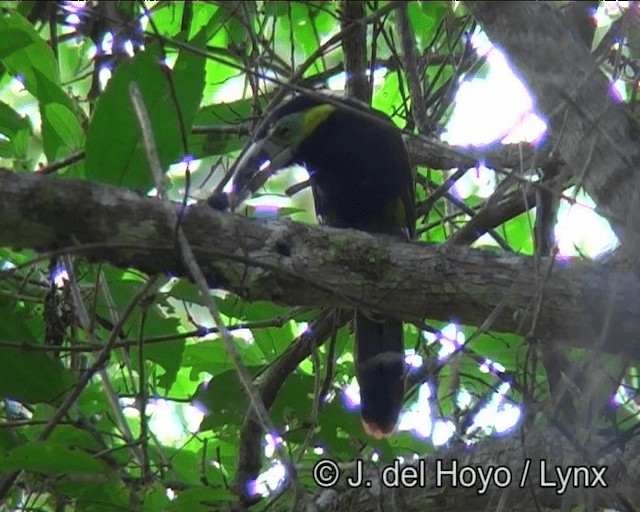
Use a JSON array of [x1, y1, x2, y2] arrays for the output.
[[85, 41, 205, 190], [56, 477, 130, 511], [0, 441, 107, 474], [0, 11, 59, 90], [128, 312, 185, 391], [0, 344, 75, 403], [0, 11, 83, 162], [39, 92, 85, 161], [182, 339, 266, 377]]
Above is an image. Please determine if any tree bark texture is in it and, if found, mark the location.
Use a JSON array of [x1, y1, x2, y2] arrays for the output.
[[1, 168, 638, 359]]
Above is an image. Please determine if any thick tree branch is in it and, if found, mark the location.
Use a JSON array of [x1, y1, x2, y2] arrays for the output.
[[0, 168, 637, 359]]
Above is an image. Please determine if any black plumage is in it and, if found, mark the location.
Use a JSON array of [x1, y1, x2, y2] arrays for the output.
[[230, 94, 415, 437]]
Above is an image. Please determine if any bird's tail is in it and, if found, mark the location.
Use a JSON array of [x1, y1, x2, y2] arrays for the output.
[[354, 312, 405, 438]]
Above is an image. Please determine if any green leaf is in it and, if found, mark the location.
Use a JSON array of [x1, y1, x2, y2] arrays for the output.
[[502, 210, 535, 254], [141, 482, 171, 511], [408, 2, 446, 46], [195, 367, 262, 430], [86, 41, 205, 190], [0, 299, 75, 410], [0, 11, 59, 91], [0, 101, 30, 139], [263, 2, 290, 18], [0, 344, 75, 403], [287, 4, 320, 61], [172, 33, 207, 146], [468, 332, 523, 372], [207, 3, 246, 46], [373, 72, 404, 126], [164, 438, 235, 489], [85, 46, 169, 189], [45, 425, 102, 452], [0, 441, 107, 474], [165, 447, 202, 486], [0, 11, 83, 162], [40, 100, 84, 161], [252, 324, 296, 360], [216, 295, 294, 322], [182, 339, 264, 377], [271, 373, 314, 424], [0, 101, 30, 159], [131, 333, 185, 391], [0, 301, 38, 344], [147, 3, 186, 38], [56, 477, 130, 511], [314, 393, 362, 458], [166, 279, 205, 305]]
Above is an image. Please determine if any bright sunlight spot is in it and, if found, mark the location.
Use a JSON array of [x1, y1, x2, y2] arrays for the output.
[[343, 380, 361, 409], [432, 420, 456, 447], [398, 383, 433, 438], [467, 382, 521, 436], [555, 188, 618, 257], [437, 323, 466, 360], [249, 461, 287, 498], [122, 398, 204, 447], [405, 350, 423, 369], [442, 30, 546, 147], [452, 162, 497, 200]]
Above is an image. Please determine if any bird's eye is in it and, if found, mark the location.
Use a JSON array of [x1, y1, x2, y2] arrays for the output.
[[273, 124, 291, 138]]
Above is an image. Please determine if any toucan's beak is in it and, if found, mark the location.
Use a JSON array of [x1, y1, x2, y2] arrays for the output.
[[228, 137, 295, 211]]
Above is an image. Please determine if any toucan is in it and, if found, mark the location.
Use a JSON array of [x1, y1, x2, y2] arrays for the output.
[[225, 94, 415, 438]]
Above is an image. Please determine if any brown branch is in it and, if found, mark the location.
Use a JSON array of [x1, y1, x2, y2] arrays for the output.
[[233, 309, 351, 504], [395, 4, 431, 134], [341, 1, 371, 103], [0, 168, 638, 360]]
